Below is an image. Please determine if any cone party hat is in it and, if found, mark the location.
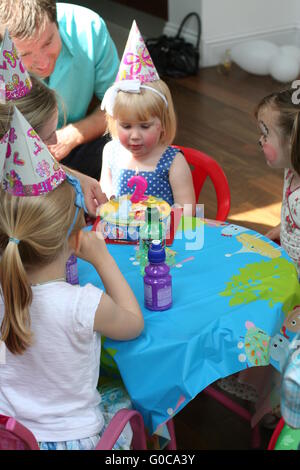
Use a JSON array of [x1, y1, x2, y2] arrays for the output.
[[1, 107, 66, 196], [0, 29, 32, 103], [116, 20, 160, 83]]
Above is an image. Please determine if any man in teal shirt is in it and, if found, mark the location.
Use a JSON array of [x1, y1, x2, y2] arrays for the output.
[[0, 1, 120, 180]]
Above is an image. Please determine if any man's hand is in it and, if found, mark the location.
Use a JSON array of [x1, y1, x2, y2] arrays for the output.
[[48, 108, 107, 162], [79, 173, 108, 216], [48, 125, 81, 161]]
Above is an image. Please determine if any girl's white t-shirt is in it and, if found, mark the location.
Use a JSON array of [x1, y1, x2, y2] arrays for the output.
[[0, 281, 104, 442]]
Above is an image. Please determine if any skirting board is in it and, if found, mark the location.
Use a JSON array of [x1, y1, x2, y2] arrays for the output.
[[164, 22, 300, 68]]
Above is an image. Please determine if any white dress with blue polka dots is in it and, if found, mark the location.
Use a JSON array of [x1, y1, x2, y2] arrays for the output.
[[107, 140, 180, 206]]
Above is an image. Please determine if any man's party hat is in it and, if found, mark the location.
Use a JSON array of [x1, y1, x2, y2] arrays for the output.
[[0, 29, 32, 103], [116, 20, 160, 83], [1, 107, 66, 196]]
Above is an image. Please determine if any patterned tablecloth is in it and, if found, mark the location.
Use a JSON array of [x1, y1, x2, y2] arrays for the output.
[[78, 218, 300, 434]]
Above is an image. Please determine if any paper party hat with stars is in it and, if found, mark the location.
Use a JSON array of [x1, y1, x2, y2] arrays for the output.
[[116, 20, 160, 83], [1, 106, 66, 196], [0, 29, 32, 103]]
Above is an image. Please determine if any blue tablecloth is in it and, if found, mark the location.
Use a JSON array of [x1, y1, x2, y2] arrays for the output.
[[78, 219, 300, 434]]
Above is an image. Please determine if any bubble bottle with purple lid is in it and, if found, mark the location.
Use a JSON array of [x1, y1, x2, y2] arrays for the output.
[[66, 254, 79, 285], [144, 240, 172, 311]]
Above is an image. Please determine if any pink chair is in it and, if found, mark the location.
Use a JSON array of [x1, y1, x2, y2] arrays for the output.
[[173, 145, 231, 221], [0, 414, 40, 450], [0, 411, 176, 450], [202, 385, 261, 449], [96, 410, 177, 450], [0, 410, 148, 450]]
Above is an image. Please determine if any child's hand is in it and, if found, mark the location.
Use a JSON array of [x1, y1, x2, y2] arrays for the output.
[[265, 223, 281, 242], [75, 230, 109, 265]]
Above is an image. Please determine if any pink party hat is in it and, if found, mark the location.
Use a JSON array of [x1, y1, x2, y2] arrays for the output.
[[116, 20, 160, 83], [0, 29, 32, 103], [1, 107, 66, 196]]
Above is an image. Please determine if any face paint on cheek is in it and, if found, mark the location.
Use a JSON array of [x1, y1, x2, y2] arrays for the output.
[[262, 143, 277, 162]]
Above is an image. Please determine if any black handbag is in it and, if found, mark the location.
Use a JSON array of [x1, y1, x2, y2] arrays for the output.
[[146, 12, 201, 79]]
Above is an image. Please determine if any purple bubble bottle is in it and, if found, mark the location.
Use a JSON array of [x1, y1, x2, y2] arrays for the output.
[[66, 254, 79, 285], [144, 240, 172, 311]]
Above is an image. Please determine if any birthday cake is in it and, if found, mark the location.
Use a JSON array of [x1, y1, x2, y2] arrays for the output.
[[97, 194, 171, 241]]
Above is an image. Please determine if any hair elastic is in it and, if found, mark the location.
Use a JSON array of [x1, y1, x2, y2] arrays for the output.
[[9, 237, 20, 245]]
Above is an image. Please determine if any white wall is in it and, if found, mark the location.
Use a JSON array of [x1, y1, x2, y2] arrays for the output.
[[167, 0, 201, 28], [202, 0, 297, 40], [166, 0, 300, 66]]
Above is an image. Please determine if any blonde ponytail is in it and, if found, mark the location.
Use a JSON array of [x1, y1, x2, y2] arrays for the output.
[[0, 241, 33, 354], [0, 181, 86, 354]]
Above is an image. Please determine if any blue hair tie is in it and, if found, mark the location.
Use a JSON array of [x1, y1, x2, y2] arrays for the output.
[[65, 173, 87, 239], [66, 174, 88, 213], [9, 237, 20, 245]]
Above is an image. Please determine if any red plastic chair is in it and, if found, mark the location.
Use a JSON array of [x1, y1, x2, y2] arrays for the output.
[[0, 410, 148, 450], [174, 145, 231, 221]]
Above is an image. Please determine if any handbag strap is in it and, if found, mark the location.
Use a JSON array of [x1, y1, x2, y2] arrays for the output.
[[176, 12, 201, 49]]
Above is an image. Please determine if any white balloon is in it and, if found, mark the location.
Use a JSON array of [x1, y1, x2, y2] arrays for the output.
[[230, 40, 279, 75], [280, 45, 300, 65], [270, 52, 300, 83]]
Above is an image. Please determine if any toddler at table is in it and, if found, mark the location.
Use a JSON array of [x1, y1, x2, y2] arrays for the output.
[[0, 112, 143, 449], [100, 21, 195, 215]]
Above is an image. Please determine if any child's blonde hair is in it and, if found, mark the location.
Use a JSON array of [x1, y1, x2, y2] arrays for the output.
[[0, 181, 85, 355], [255, 89, 300, 175], [106, 79, 177, 145], [0, 74, 59, 138]]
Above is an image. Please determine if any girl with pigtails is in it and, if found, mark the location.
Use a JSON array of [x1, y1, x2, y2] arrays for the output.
[[256, 88, 300, 277]]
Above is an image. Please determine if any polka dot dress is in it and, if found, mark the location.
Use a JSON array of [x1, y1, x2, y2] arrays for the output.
[[108, 140, 180, 206]]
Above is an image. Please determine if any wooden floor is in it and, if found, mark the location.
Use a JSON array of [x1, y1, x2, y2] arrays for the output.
[[165, 64, 285, 450]]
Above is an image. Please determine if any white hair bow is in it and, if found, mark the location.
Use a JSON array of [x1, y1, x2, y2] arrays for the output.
[[101, 79, 168, 116]]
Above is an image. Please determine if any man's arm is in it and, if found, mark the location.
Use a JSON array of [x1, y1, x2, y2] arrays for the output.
[[48, 107, 106, 162]]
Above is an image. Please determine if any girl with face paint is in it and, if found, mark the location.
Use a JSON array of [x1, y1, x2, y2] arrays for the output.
[[217, 90, 300, 428], [255, 89, 300, 278]]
